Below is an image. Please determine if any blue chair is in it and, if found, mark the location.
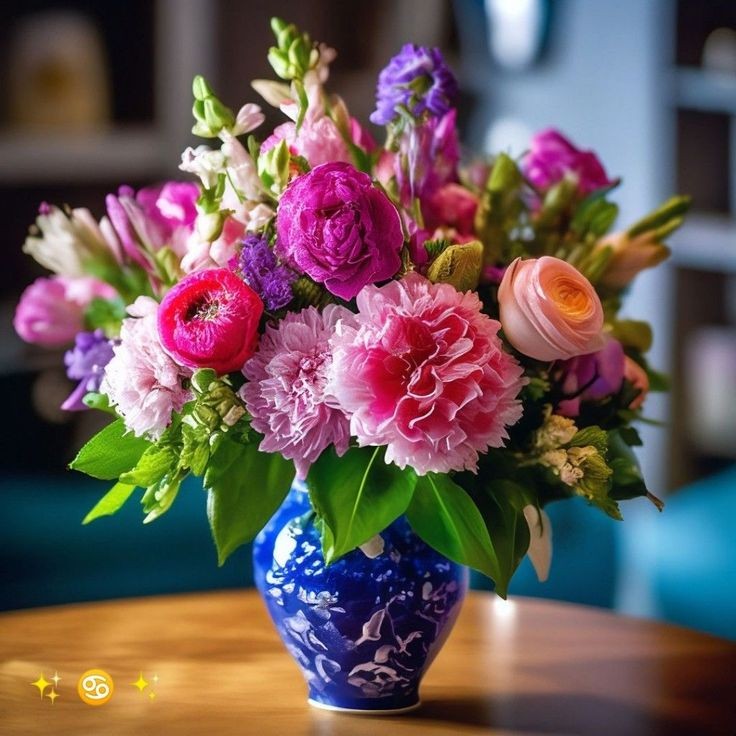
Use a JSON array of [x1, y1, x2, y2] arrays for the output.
[[2, 474, 252, 610], [624, 466, 736, 640]]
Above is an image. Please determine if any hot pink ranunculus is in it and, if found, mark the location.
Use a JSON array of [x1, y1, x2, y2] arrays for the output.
[[14, 276, 115, 347], [524, 129, 612, 196], [498, 257, 605, 362], [157, 268, 263, 375], [241, 305, 352, 480], [276, 162, 404, 300], [556, 338, 625, 417], [329, 273, 525, 475]]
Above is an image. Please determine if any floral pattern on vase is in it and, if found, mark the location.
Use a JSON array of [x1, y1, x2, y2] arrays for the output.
[[252, 484, 469, 712]]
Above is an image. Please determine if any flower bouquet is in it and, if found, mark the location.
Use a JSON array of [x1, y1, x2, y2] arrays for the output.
[[14, 18, 688, 713]]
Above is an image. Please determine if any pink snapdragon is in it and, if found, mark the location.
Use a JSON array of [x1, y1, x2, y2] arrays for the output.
[[101, 297, 191, 439], [14, 276, 116, 347], [329, 274, 525, 475], [241, 305, 352, 479]]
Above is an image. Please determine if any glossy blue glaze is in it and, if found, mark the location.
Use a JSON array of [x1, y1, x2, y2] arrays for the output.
[[253, 484, 469, 712]]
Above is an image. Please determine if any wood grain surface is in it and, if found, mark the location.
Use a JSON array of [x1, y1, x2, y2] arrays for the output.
[[1, 590, 734, 735]]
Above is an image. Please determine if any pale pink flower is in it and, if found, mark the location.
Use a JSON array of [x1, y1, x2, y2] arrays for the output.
[[329, 274, 526, 475], [241, 305, 352, 479], [14, 276, 115, 347], [101, 296, 191, 439], [261, 116, 351, 168]]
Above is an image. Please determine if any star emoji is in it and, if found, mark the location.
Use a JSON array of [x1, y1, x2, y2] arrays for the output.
[[45, 688, 59, 705], [131, 672, 149, 693], [30, 674, 50, 698], [51, 671, 62, 687]]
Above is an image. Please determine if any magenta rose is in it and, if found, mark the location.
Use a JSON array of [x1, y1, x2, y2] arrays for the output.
[[524, 129, 612, 196], [276, 162, 403, 300], [157, 268, 263, 374]]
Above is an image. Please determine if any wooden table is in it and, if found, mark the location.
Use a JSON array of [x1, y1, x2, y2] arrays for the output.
[[1, 590, 734, 735]]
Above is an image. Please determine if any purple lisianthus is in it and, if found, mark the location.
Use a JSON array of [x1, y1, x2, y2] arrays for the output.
[[62, 329, 116, 411], [370, 44, 458, 126], [556, 338, 625, 417], [524, 129, 612, 196], [236, 234, 296, 311], [276, 162, 404, 300]]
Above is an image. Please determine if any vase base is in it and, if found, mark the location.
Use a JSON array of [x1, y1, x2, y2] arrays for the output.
[[308, 698, 421, 716]]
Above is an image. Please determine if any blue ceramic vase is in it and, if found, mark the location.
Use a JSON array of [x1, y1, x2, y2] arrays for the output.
[[252, 483, 469, 714]]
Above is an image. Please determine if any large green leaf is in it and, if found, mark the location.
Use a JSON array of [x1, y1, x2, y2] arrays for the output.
[[471, 480, 532, 598], [406, 473, 501, 586], [307, 446, 416, 563], [205, 435, 294, 565], [82, 481, 137, 524], [70, 419, 151, 480]]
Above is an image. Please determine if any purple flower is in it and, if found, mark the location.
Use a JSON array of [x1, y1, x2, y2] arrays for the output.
[[241, 305, 352, 480], [370, 44, 458, 126], [276, 162, 404, 300], [62, 329, 116, 411], [396, 109, 459, 205], [236, 235, 296, 311], [556, 339, 625, 417], [524, 129, 612, 196]]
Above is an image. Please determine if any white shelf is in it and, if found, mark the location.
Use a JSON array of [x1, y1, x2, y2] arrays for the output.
[[671, 67, 736, 116], [670, 213, 736, 272], [0, 127, 167, 185]]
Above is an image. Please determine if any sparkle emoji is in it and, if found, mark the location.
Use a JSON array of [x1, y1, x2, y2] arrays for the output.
[[45, 688, 59, 704], [131, 672, 148, 693], [30, 673, 50, 698]]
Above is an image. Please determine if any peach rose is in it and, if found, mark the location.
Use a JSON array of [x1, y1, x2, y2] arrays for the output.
[[623, 356, 649, 410], [498, 256, 605, 361]]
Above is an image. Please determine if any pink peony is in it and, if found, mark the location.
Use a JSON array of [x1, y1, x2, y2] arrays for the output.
[[276, 162, 404, 300], [158, 268, 263, 375], [14, 276, 116, 347], [241, 305, 352, 479], [524, 129, 612, 196], [101, 297, 191, 439], [424, 182, 479, 236], [329, 274, 525, 475], [556, 338, 625, 417]]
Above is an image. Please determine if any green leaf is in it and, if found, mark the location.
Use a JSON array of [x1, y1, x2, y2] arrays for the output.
[[70, 419, 151, 480], [82, 482, 137, 524], [84, 297, 126, 334], [406, 473, 501, 586], [205, 435, 294, 565], [426, 240, 484, 292], [119, 443, 180, 487], [569, 426, 608, 454], [471, 480, 532, 598], [142, 471, 187, 524], [307, 446, 416, 563]]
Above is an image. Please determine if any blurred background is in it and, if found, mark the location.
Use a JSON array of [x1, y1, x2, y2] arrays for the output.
[[1, 0, 734, 639]]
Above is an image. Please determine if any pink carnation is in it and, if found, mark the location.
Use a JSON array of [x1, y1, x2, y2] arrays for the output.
[[329, 274, 525, 475], [101, 296, 191, 439], [241, 305, 352, 480]]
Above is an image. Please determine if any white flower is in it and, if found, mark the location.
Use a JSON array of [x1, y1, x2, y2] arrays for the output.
[[179, 145, 227, 189], [23, 205, 116, 277]]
